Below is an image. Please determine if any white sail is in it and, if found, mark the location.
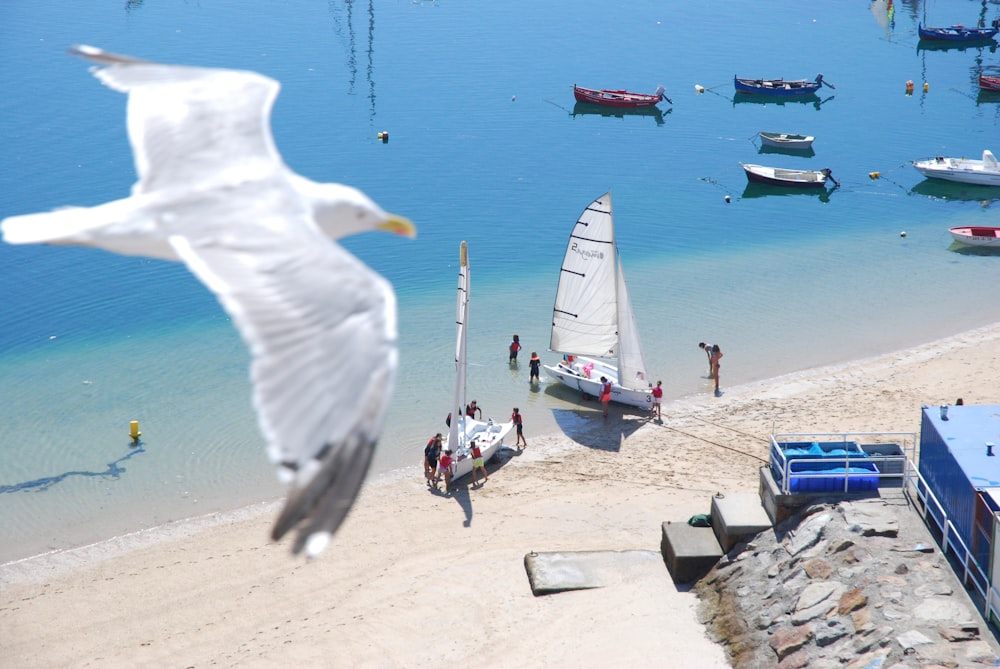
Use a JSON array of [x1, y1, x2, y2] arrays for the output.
[[448, 241, 470, 451], [549, 192, 619, 357], [615, 255, 649, 390], [544, 192, 653, 410]]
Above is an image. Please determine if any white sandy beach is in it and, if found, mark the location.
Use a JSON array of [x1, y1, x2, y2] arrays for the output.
[[4, 323, 1000, 668]]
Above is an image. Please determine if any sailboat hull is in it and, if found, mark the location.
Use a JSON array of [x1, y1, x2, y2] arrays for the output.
[[543, 356, 654, 410], [448, 419, 514, 480]]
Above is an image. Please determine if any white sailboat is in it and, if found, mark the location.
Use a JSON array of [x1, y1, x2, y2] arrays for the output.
[[445, 241, 514, 481], [543, 193, 655, 411]]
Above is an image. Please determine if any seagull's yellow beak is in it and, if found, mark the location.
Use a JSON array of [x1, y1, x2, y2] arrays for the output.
[[379, 215, 417, 239]]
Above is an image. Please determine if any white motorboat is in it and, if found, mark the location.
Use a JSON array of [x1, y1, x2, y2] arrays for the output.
[[913, 150, 1000, 186]]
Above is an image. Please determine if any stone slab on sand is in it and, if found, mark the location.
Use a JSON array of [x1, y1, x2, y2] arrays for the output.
[[524, 549, 664, 595]]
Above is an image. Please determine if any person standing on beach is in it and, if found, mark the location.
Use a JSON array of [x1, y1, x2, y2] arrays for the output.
[[651, 380, 663, 420], [710, 345, 723, 397], [509, 334, 521, 365], [423, 433, 442, 483], [599, 376, 612, 418], [470, 440, 488, 486], [698, 342, 714, 379], [528, 352, 541, 383], [512, 407, 527, 448], [434, 449, 455, 491]]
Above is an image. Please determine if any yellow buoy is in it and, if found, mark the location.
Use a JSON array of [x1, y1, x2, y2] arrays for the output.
[[905, 80, 914, 95], [129, 420, 142, 445], [923, 82, 929, 92], [869, 171, 881, 179]]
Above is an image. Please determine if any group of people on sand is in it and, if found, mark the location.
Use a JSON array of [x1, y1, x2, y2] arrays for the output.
[[423, 400, 528, 493]]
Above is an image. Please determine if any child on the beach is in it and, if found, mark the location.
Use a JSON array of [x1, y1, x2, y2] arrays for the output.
[[512, 407, 526, 448], [471, 441, 488, 486]]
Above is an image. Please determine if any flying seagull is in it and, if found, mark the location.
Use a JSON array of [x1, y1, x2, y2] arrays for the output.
[[1, 45, 416, 558]]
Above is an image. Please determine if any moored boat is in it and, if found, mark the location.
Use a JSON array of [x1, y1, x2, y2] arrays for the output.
[[759, 131, 815, 150], [918, 22, 999, 42], [949, 226, 1000, 247], [734, 74, 832, 96], [912, 150, 1000, 186], [573, 84, 671, 108], [740, 163, 838, 188], [979, 74, 1000, 92]]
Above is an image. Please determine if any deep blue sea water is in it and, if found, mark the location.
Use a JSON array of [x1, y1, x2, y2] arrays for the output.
[[2, 0, 1000, 562]]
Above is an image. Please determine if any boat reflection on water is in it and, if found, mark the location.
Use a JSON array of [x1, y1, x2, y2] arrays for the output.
[[911, 179, 1000, 204], [571, 101, 668, 126], [977, 89, 1000, 106], [948, 241, 1000, 256], [758, 144, 816, 158], [741, 182, 835, 203], [732, 94, 834, 110], [917, 40, 998, 54]]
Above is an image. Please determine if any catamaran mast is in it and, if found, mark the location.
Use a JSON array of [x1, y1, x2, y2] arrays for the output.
[[448, 241, 469, 451]]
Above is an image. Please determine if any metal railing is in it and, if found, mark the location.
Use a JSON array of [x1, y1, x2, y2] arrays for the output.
[[902, 459, 1000, 625], [769, 432, 915, 495]]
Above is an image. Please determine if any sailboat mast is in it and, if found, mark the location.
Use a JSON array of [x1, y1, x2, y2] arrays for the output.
[[448, 241, 470, 451]]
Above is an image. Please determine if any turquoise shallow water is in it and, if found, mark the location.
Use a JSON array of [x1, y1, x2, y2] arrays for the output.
[[2, 0, 1000, 562]]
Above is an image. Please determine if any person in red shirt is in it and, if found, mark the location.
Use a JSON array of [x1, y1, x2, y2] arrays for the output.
[[651, 380, 663, 420], [512, 407, 526, 448], [471, 441, 488, 486], [509, 334, 521, 365], [599, 377, 612, 418], [434, 449, 455, 491]]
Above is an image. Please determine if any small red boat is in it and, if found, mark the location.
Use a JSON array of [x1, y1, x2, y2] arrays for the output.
[[573, 84, 670, 108], [980, 74, 1000, 92]]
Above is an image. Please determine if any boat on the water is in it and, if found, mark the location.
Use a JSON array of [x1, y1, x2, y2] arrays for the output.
[[949, 226, 1000, 247], [918, 22, 999, 42], [543, 193, 654, 411], [734, 74, 832, 96], [980, 74, 1000, 92], [912, 150, 1000, 186], [573, 84, 671, 108], [443, 242, 513, 482], [740, 163, 838, 188], [759, 131, 815, 150]]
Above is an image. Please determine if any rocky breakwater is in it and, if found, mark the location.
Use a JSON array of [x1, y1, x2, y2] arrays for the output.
[[695, 497, 1000, 668]]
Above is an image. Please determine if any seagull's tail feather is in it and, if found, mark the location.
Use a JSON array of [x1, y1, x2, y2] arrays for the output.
[[1, 202, 179, 261], [272, 432, 377, 558]]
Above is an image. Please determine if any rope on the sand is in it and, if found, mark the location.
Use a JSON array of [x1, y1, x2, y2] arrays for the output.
[[659, 423, 769, 465], [688, 416, 771, 446]]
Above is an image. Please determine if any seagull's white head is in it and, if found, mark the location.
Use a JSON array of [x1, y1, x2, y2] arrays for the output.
[[298, 178, 415, 241]]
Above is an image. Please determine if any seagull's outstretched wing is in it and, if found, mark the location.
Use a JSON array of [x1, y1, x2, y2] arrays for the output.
[[69, 45, 283, 196], [170, 216, 396, 557]]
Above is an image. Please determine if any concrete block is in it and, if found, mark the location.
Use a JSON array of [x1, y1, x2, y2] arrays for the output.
[[660, 521, 723, 584], [711, 492, 773, 552]]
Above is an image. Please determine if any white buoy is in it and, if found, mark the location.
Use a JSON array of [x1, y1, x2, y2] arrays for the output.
[[724, 195, 731, 203], [900, 231, 907, 238], [695, 84, 705, 93]]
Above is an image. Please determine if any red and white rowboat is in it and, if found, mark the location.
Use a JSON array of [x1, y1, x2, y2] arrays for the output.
[[949, 226, 1000, 247], [573, 84, 670, 108]]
